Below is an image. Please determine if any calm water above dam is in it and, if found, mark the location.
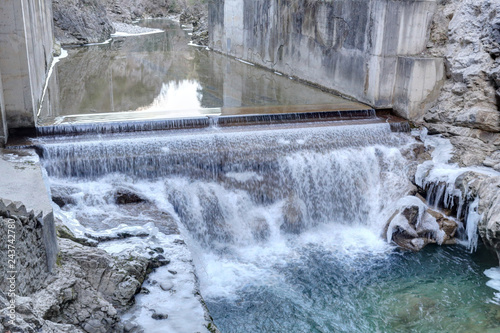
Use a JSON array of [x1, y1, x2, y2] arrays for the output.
[[38, 19, 366, 126], [36, 19, 500, 333]]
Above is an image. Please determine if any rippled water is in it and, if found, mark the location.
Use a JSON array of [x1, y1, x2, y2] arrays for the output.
[[204, 243, 499, 333]]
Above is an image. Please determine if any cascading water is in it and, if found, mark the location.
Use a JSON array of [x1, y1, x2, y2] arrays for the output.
[[37, 122, 500, 332]]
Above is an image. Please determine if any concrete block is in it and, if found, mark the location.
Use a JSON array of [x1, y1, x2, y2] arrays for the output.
[[393, 56, 445, 121], [0, 71, 7, 145]]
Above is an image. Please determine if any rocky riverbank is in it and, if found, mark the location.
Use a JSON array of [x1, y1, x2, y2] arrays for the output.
[[52, 0, 209, 45], [421, 0, 500, 259], [1, 208, 218, 333], [52, 0, 115, 45], [0, 151, 218, 333]]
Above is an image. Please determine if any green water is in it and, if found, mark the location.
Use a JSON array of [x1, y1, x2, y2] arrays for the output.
[[207, 244, 500, 333]]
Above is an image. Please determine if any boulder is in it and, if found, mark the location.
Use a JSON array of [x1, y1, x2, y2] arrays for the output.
[[251, 217, 270, 241], [280, 195, 307, 234], [52, 0, 115, 45], [386, 197, 458, 251], [115, 190, 146, 205], [427, 209, 458, 239]]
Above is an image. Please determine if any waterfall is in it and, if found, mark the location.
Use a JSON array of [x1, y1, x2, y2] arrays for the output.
[[38, 122, 423, 332], [37, 122, 500, 333], [38, 122, 414, 248], [38, 122, 407, 178]]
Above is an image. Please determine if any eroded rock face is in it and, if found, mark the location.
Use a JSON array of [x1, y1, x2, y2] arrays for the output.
[[455, 171, 500, 259], [31, 238, 150, 332], [420, 0, 500, 259], [52, 0, 176, 45], [103, 0, 173, 23], [0, 232, 152, 333], [52, 0, 115, 45], [424, 0, 500, 169], [179, 0, 209, 46]]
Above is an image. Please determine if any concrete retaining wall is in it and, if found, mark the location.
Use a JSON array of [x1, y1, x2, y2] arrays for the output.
[[0, 71, 6, 144], [209, 0, 445, 121], [0, 152, 58, 296], [0, 0, 54, 131]]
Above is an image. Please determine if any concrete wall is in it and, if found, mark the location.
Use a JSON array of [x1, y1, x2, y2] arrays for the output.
[[0, 152, 57, 295], [0, 71, 7, 144], [0, 0, 54, 133], [209, 0, 445, 121]]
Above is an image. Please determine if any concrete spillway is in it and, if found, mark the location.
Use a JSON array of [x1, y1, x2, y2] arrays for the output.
[[35, 108, 410, 137], [35, 118, 499, 333]]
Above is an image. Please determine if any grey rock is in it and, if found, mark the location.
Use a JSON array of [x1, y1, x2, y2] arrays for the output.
[[151, 312, 168, 320], [424, 0, 500, 169], [280, 194, 307, 234], [52, 0, 179, 45], [0, 203, 54, 297], [180, 1, 209, 46], [52, 0, 115, 45], [104, 0, 174, 23], [385, 198, 455, 251]]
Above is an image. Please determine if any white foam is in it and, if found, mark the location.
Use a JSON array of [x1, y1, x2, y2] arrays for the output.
[[225, 171, 263, 182], [195, 222, 393, 300], [111, 30, 163, 37], [236, 58, 255, 66], [42, 123, 415, 330], [37, 48, 68, 117], [485, 267, 500, 305], [188, 42, 208, 48], [83, 38, 112, 46]]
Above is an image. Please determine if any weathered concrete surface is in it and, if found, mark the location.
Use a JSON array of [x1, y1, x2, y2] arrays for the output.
[[0, 71, 6, 145], [0, 152, 54, 220], [0, 150, 57, 275], [0, 0, 54, 130], [393, 57, 445, 120], [209, 0, 444, 121]]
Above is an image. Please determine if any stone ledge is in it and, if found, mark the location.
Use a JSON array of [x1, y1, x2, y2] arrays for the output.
[[0, 149, 57, 278]]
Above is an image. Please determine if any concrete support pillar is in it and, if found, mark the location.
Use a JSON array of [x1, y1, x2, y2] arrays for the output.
[[0, 0, 54, 131]]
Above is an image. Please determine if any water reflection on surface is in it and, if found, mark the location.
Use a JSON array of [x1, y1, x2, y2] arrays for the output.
[[39, 20, 365, 125]]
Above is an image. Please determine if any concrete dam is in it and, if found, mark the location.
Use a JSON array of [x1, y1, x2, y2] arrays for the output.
[[1, 1, 500, 333]]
